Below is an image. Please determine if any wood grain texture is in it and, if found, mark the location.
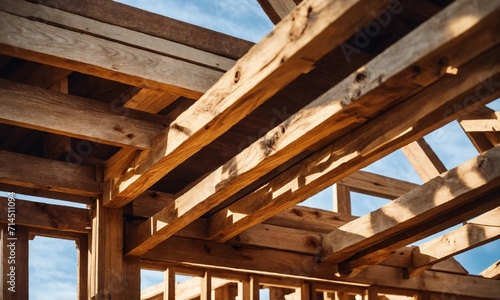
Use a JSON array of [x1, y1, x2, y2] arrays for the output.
[[411, 207, 500, 270], [0, 183, 93, 205], [206, 43, 500, 246], [0, 11, 223, 98], [339, 171, 419, 199], [322, 146, 500, 263], [0, 0, 236, 72], [480, 260, 500, 279], [0, 150, 100, 197], [0, 198, 90, 233], [0, 79, 166, 149], [27, 0, 253, 60], [106, 0, 388, 211]]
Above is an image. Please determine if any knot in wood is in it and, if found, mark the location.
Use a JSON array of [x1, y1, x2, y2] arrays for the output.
[[289, 6, 312, 41]]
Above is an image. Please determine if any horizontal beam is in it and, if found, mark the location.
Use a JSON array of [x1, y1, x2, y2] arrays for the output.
[[0, 0, 236, 72], [0, 10, 223, 98], [0, 79, 166, 149], [0, 197, 90, 233], [142, 238, 500, 299], [0, 150, 100, 197], [204, 40, 500, 246], [401, 138, 447, 182], [0, 183, 93, 205], [322, 146, 500, 263], [411, 206, 500, 272], [105, 0, 389, 209], [339, 171, 419, 199], [459, 119, 500, 132], [27, 0, 252, 60]]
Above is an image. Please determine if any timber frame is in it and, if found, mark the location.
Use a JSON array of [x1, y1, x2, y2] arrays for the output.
[[0, 0, 499, 299]]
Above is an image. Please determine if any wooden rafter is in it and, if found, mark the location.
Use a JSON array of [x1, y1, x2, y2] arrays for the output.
[[206, 42, 500, 244], [339, 171, 418, 200], [104, 0, 389, 210], [410, 206, 500, 275], [322, 146, 500, 263], [125, 0, 500, 255], [459, 106, 500, 153]]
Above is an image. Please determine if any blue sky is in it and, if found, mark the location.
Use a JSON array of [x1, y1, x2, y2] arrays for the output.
[[2, 0, 499, 298]]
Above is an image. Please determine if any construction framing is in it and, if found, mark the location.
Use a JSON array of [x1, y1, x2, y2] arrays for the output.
[[0, 0, 499, 299]]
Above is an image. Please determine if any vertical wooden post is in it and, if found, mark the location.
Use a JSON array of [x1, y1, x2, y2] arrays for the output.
[[332, 184, 351, 215], [164, 267, 176, 300], [367, 286, 379, 300], [77, 237, 89, 300], [239, 276, 260, 300], [88, 198, 141, 299], [201, 270, 212, 300], [2, 225, 29, 300], [300, 281, 317, 300]]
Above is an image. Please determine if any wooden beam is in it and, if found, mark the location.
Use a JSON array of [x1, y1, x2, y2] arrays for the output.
[[257, 0, 298, 24], [77, 238, 89, 300], [339, 171, 419, 200], [27, 0, 252, 60], [401, 138, 447, 182], [460, 119, 500, 132], [352, 265, 500, 300], [0, 150, 100, 197], [104, 0, 390, 209], [0, 79, 167, 150], [201, 270, 212, 300], [1, 225, 29, 300], [0, 198, 90, 233], [204, 42, 500, 246], [411, 207, 500, 274], [127, 0, 500, 254], [0, 183, 93, 205], [459, 107, 499, 152], [0, 11, 223, 98], [480, 260, 500, 279], [322, 146, 500, 263]]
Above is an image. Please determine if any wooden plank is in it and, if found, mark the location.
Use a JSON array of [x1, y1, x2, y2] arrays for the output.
[[202, 270, 212, 300], [0, 183, 93, 205], [0, 11, 223, 99], [127, 0, 500, 253], [352, 265, 500, 300], [480, 260, 500, 279], [322, 146, 500, 263], [460, 119, 500, 132], [0, 79, 167, 149], [0, 150, 100, 197], [27, 0, 252, 60], [142, 236, 336, 280], [332, 184, 351, 215], [0, 0, 236, 72], [411, 207, 500, 273], [204, 42, 500, 246], [105, 0, 389, 209], [203, 0, 500, 243], [459, 106, 499, 152], [0, 198, 90, 233], [401, 138, 447, 182], [1, 225, 29, 300], [339, 171, 419, 200], [124, 89, 180, 114]]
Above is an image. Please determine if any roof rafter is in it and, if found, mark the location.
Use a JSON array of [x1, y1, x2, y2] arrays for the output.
[[401, 138, 447, 182], [322, 146, 500, 263], [104, 0, 389, 209], [207, 35, 500, 244], [410, 206, 500, 276], [125, 0, 500, 255]]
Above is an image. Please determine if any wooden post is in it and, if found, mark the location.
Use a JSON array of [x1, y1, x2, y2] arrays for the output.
[[76, 237, 89, 300], [332, 184, 351, 215], [201, 270, 212, 300], [1, 224, 29, 300], [164, 267, 176, 300], [239, 276, 260, 300], [88, 198, 141, 299]]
